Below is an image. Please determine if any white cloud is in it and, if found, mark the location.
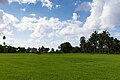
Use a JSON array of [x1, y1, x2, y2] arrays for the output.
[[13, 13, 83, 48], [1, 0, 120, 48], [16, 13, 82, 38], [0, 0, 37, 5], [100, 0, 120, 29], [40, 0, 53, 9], [72, 13, 79, 20], [0, 9, 19, 46], [56, 5, 60, 8], [0, 0, 56, 9], [9, 0, 37, 4], [14, 0, 120, 48], [15, 16, 38, 31], [83, 0, 120, 37], [75, 2, 91, 12], [30, 14, 36, 17], [15, 16, 63, 35], [0, 9, 18, 34], [59, 22, 81, 36]]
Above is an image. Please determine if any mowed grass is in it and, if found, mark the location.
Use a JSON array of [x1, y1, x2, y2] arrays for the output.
[[0, 54, 120, 80]]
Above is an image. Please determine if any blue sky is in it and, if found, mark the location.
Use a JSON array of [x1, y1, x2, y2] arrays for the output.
[[0, 0, 120, 49], [0, 0, 91, 20]]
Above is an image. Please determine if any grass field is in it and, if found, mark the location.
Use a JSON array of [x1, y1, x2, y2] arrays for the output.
[[0, 53, 120, 80]]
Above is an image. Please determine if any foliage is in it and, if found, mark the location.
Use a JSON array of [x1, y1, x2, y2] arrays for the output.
[[59, 42, 73, 53], [0, 30, 120, 54], [79, 30, 120, 54]]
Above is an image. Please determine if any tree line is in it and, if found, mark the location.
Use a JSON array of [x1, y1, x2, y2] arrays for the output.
[[0, 30, 120, 54], [79, 31, 120, 54]]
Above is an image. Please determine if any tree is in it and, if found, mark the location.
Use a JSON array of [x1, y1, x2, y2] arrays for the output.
[[50, 48, 55, 53], [6, 46, 17, 53], [41, 46, 44, 53], [80, 36, 86, 53], [26, 47, 31, 53], [0, 45, 3, 53], [3, 36, 6, 53], [112, 38, 120, 54], [17, 47, 26, 53], [72, 46, 80, 53], [98, 31, 110, 53], [38, 47, 41, 53], [59, 42, 73, 53], [89, 31, 98, 53], [44, 48, 50, 53], [39, 46, 50, 53], [55, 49, 61, 53], [85, 41, 92, 53], [30, 48, 38, 53]]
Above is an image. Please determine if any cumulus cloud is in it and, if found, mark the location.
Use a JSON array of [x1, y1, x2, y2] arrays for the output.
[[14, 0, 120, 47], [0, 9, 18, 34], [1, 0, 120, 48], [59, 22, 81, 36], [15, 16, 63, 34], [75, 2, 91, 12], [100, 0, 120, 29], [15, 13, 82, 37], [0, 9, 19, 46], [83, 0, 120, 36], [15, 16, 38, 31], [14, 13, 83, 47]]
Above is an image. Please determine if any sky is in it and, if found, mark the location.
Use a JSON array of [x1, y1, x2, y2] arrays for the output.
[[0, 0, 120, 49]]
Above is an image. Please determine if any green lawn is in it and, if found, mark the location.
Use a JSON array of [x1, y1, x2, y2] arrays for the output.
[[0, 53, 120, 80]]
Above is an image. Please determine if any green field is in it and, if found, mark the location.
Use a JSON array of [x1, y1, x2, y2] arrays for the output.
[[0, 53, 120, 80]]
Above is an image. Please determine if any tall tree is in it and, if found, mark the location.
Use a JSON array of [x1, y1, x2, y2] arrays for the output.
[[89, 31, 98, 53], [85, 41, 92, 53], [98, 31, 110, 53], [41, 46, 45, 53], [3, 35, 6, 53], [38, 47, 41, 53], [80, 36, 86, 53], [50, 48, 55, 53]]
